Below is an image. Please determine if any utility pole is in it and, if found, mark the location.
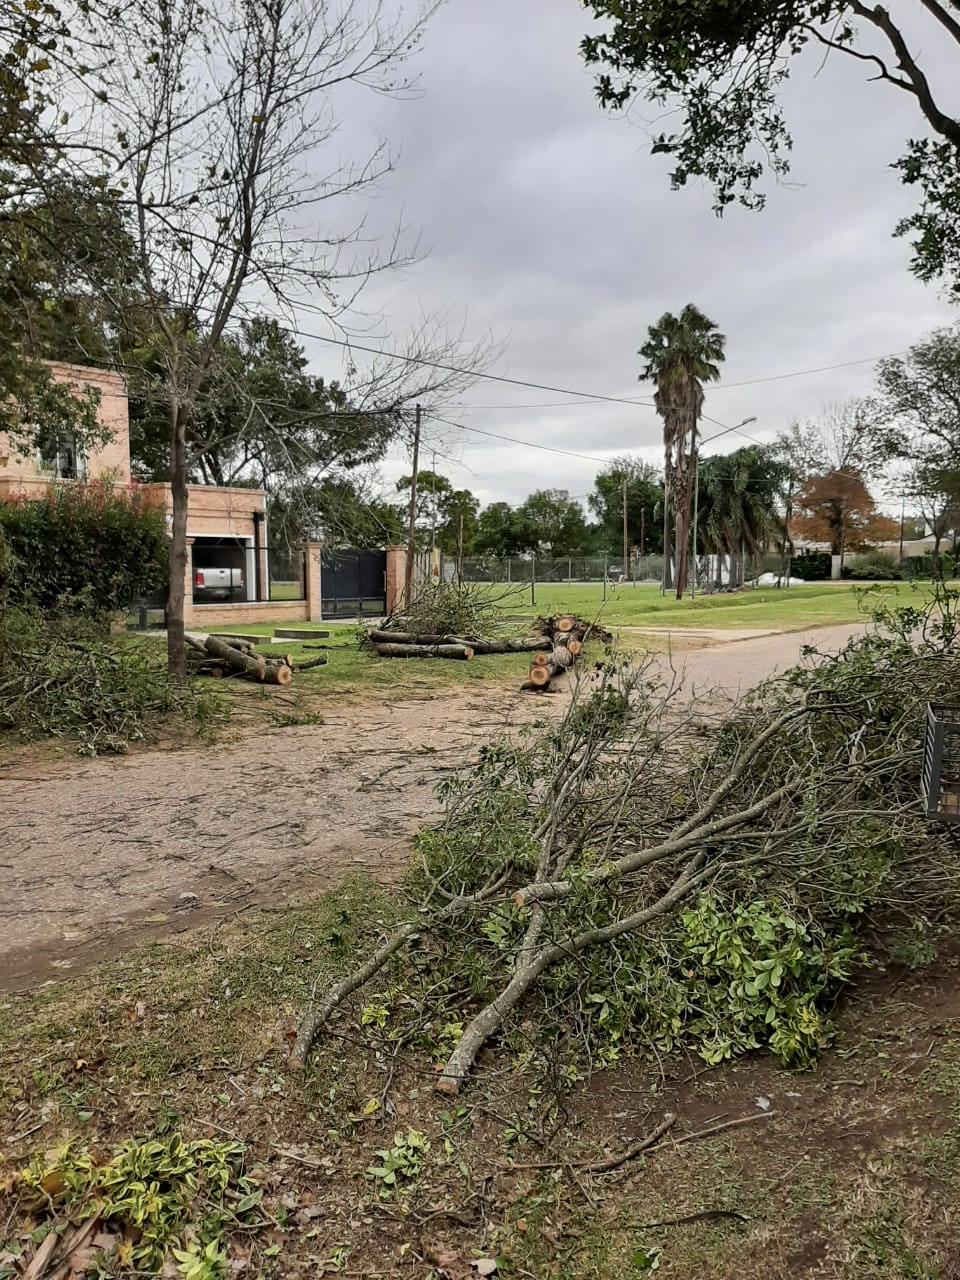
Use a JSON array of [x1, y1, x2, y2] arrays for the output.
[[429, 448, 438, 563], [622, 477, 629, 581], [898, 496, 905, 564], [404, 404, 421, 607], [690, 450, 700, 600]]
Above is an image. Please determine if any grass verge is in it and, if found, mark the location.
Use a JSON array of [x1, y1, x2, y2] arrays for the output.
[[2, 880, 960, 1279]]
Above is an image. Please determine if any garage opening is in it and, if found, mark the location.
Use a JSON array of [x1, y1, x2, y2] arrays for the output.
[[191, 536, 251, 603]]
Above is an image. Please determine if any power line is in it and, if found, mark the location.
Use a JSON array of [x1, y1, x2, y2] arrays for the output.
[[710, 351, 905, 391], [429, 414, 614, 463], [290, 326, 655, 408]]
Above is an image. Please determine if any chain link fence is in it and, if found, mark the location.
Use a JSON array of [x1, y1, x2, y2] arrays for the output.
[[446, 554, 666, 586]]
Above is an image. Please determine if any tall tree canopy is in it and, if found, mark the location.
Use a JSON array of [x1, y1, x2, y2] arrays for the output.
[[589, 456, 664, 554], [581, 0, 960, 297], [128, 317, 397, 489], [697, 445, 787, 586], [639, 303, 725, 596], [515, 489, 592, 558]]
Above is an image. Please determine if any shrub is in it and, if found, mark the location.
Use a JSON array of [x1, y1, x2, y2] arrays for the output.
[[0, 609, 222, 754], [0, 480, 169, 618], [903, 552, 955, 581], [792, 549, 832, 580], [841, 550, 903, 580]]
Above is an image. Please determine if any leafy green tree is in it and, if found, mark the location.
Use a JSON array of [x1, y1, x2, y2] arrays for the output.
[[268, 476, 404, 550], [875, 327, 960, 471], [581, 0, 960, 297], [515, 489, 591, 557], [0, 176, 140, 458], [395, 470, 480, 556], [128, 317, 397, 487], [589, 456, 664, 554], [639, 304, 725, 596], [474, 502, 536, 558]]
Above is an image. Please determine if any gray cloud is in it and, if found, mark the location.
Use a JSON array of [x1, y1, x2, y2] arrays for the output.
[[299, 0, 956, 509]]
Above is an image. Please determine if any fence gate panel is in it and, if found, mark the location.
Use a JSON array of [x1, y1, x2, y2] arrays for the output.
[[321, 549, 387, 618]]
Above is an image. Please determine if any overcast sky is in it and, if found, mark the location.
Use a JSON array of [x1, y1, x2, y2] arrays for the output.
[[297, 0, 957, 512]]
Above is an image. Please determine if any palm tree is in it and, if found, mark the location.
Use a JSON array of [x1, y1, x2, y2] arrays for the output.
[[698, 447, 787, 587], [639, 305, 726, 597]]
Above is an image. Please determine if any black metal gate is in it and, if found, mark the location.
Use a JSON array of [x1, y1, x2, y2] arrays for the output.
[[321, 548, 387, 618]]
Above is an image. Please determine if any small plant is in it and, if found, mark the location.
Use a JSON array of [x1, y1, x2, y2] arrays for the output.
[[366, 1129, 430, 1194], [13, 1134, 263, 1276]]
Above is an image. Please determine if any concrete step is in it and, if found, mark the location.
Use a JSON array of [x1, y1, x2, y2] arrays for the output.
[[209, 631, 271, 645], [272, 627, 332, 640]]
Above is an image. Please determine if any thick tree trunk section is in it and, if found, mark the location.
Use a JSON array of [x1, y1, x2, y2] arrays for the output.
[[374, 643, 474, 660], [368, 631, 550, 654], [166, 401, 189, 684]]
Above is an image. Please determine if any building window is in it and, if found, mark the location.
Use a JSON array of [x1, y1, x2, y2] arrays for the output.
[[36, 428, 84, 480]]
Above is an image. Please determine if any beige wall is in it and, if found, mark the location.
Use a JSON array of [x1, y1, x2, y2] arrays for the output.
[[142, 483, 267, 538], [0, 362, 131, 489]]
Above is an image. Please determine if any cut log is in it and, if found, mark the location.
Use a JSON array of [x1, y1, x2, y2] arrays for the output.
[[374, 643, 474, 660], [551, 645, 575, 670], [470, 637, 552, 655], [368, 629, 457, 646], [188, 633, 293, 685], [554, 614, 576, 633], [531, 652, 551, 668], [527, 664, 552, 686], [210, 634, 257, 652], [565, 638, 582, 656], [294, 655, 328, 671], [368, 629, 551, 655]]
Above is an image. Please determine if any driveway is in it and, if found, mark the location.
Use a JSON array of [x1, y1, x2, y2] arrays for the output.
[[0, 621, 868, 990]]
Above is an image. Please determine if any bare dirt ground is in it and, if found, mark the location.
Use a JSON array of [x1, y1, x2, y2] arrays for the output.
[[0, 622, 865, 990]]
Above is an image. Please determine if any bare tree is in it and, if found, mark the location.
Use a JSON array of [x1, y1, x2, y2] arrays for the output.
[[43, 0, 470, 679]]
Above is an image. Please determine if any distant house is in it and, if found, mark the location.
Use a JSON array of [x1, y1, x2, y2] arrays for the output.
[[0, 360, 323, 623]]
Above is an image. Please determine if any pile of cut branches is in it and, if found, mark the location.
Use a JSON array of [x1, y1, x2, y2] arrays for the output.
[[292, 591, 960, 1092], [0, 609, 221, 755]]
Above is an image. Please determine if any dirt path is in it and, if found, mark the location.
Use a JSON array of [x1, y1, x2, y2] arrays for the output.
[[1, 622, 866, 990]]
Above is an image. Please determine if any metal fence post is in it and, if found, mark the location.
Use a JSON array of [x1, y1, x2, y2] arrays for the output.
[[603, 553, 607, 602], [530, 555, 536, 607]]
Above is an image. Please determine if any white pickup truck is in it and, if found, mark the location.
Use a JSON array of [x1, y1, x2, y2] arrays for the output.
[[194, 566, 244, 601]]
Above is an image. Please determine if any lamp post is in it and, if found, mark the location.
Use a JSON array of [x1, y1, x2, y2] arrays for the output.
[[691, 416, 758, 599]]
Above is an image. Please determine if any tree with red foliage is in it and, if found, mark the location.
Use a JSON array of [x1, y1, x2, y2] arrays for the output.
[[792, 469, 898, 561]]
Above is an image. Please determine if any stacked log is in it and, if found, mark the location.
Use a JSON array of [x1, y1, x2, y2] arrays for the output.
[[522, 614, 595, 692], [185, 633, 293, 684], [367, 629, 552, 661]]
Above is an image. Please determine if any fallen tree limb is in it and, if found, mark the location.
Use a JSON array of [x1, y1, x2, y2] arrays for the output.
[[369, 629, 551, 655], [374, 643, 474, 660], [294, 655, 328, 671], [640, 1110, 777, 1159]]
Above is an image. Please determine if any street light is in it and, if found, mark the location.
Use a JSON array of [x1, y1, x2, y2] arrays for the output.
[[690, 416, 758, 600]]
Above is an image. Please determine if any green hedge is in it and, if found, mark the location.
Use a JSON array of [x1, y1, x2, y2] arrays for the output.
[[903, 552, 955, 581], [0, 481, 169, 617], [792, 550, 832, 581], [841, 551, 903, 581]]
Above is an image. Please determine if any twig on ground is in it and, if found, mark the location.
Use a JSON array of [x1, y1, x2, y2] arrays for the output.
[[501, 1113, 677, 1173]]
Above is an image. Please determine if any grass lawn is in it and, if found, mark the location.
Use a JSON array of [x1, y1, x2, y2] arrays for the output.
[[196, 623, 535, 701], [506, 579, 918, 630], [193, 582, 923, 708]]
